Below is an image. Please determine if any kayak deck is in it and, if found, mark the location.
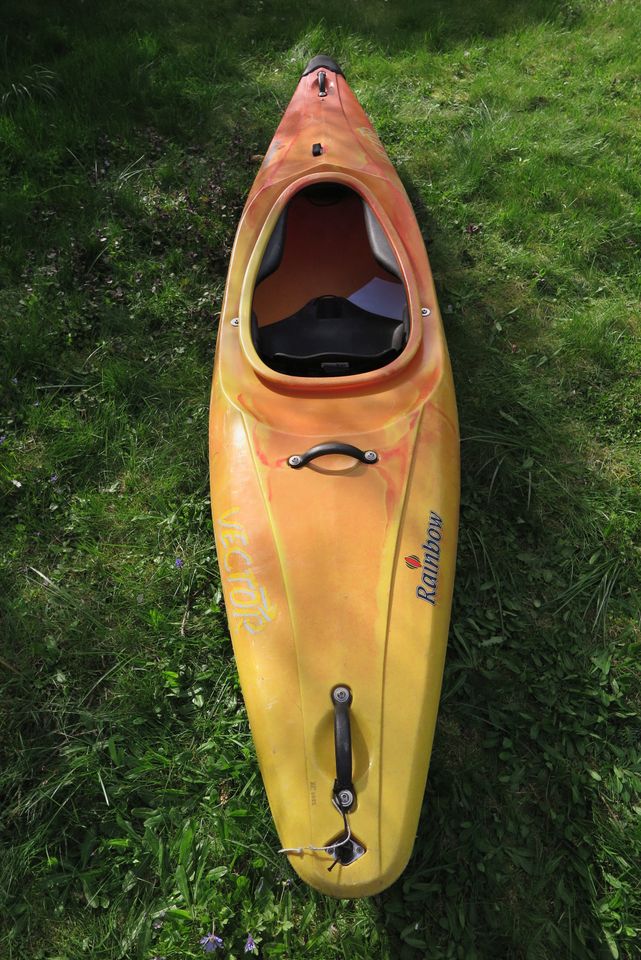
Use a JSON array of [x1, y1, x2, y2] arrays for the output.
[[209, 56, 460, 897]]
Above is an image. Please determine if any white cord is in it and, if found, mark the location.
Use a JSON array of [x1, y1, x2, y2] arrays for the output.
[[278, 800, 352, 856], [278, 820, 351, 855]]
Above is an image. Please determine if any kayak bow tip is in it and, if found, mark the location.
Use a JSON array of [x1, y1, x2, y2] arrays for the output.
[[301, 54, 344, 78]]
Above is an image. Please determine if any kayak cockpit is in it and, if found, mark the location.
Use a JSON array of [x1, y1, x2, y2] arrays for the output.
[[251, 183, 409, 377]]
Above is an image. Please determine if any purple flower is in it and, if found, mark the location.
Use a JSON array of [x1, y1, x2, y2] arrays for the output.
[[244, 934, 257, 953], [200, 932, 224, 953], [0, 435, 6, 444], [11, 376, 17, 384], [175, 557, 184, 568], [50, 474, 59, 483]]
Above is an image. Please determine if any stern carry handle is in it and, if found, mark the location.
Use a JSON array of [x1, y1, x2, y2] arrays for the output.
[[288, 443, 378, 469], [332, 685, 355, 812]]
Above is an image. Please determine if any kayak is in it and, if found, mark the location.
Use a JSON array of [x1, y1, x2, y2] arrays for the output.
[[209, 55, 459, 898]]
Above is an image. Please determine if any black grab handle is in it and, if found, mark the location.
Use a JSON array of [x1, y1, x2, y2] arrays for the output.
[[331, 685, 355, 812], [288, 443, 378, 469]]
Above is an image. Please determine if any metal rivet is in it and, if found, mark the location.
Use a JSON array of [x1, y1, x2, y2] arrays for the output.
[[421, 307, 431, 317], [288, 455, 302, 467], [333, 686, 350, 703], [338, 789, 354, 808], [231, 317, 239, 326], [364, 450, 378, 462]]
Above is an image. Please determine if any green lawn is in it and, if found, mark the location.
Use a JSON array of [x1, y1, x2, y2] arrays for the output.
[[1, 1, 640, 957]]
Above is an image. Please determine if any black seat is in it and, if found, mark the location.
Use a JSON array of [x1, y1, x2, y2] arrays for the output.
[[255, 296, 406, 376]]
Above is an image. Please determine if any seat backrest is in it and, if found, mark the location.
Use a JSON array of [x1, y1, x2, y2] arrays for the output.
[[362, 203, 401, 279], [256, 208, 288, 285]]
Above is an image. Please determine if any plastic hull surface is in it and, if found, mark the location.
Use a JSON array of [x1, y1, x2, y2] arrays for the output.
[[209, 61, 459, 897]]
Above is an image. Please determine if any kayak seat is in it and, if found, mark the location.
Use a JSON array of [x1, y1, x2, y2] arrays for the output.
[[255, 295, 406, 376]]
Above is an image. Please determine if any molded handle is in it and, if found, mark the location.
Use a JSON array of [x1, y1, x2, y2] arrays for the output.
[[288, 443, 378, 469]]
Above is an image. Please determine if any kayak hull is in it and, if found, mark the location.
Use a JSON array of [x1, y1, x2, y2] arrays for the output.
[[209, 59, 459, 897]]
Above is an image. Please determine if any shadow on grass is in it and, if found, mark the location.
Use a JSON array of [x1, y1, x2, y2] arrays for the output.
[[4, 0, 575, 61]]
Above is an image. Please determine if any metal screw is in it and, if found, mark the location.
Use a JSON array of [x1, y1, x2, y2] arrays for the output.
[[288, 454, 302, 467], [364, 450, 378, 463], [338, 789, 354, 808], [231, 317, 240, 326], [333, 685, 350, 704], [421, 307, 431, 317]]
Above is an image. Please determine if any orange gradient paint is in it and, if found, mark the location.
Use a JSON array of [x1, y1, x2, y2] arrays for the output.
[[209, 59, 460, 897]]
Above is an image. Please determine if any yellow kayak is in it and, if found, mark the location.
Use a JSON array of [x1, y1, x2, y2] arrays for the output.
[[209, 55, 459, 897]]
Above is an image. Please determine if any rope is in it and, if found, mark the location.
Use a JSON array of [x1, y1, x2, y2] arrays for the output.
[[278, 800, 351, 857]]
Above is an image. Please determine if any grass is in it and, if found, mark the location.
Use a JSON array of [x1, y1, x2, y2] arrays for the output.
[[1, 0, 640, 957]]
